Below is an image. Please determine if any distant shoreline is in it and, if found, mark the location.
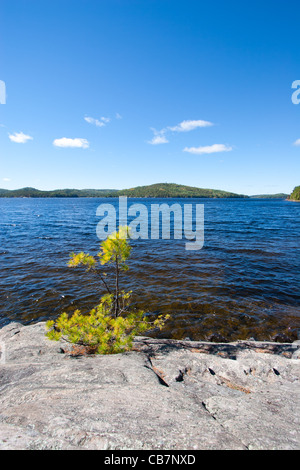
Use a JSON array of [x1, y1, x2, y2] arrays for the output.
[[0, 183, 247, 199], [0, 196, 290, 200], [0, 187, 291, 200], [0, 183, 293, 200]]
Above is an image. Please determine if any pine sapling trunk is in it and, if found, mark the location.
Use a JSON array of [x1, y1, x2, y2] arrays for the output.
[[115, 255, 120, 317]]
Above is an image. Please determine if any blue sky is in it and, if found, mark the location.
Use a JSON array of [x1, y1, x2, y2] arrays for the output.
[[0, 0, 300, 195]]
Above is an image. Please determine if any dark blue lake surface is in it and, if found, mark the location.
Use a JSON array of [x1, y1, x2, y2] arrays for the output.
[[0, 197, 299, 341]]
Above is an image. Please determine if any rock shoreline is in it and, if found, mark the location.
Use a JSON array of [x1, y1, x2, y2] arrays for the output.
[[0, 321, 299, 450]]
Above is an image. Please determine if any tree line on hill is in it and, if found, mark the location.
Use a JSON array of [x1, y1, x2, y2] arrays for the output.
[[0, 183, 246, 198], [288, 186, 300, 201], [0, 183, 298, 199]]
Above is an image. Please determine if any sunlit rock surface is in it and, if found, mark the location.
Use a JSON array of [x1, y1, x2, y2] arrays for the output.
[[0, 322, 299, 450]]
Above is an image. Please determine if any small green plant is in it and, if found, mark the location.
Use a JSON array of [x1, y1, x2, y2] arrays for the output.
[[46, 226, 169, 354]]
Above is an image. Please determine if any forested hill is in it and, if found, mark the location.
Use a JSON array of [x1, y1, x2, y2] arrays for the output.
[[250, 193, 289, 199], [0, 183, 247, 198], [0, 187, 115, 198], [288, 186, 300, 201], [112, 183, 247, 198]]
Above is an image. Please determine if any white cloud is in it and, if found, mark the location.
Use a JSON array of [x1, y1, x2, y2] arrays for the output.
[[294, 139, 300, 146], [148, 119, 213, 145], [148, 133, 169, 145], [85, 116, 105, 127], [116, 113, 122, 119], [168, 119, 213, 132], [183, 144, 233, 155], [2, 177, 11, 182], [147, 127, 169, 145], [53, 137, 89, 149], [84, 116, 110, 127], [9, 132, 33, 143]]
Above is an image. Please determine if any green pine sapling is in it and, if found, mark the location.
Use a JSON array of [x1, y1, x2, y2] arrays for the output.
[[46, 226, 169, 354]]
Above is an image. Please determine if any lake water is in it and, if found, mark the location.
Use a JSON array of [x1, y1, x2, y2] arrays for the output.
[[0, 197, 299, 342]]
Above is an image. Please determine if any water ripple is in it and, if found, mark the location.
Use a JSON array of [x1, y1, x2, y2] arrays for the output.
[[0, 197, 299, 341]]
